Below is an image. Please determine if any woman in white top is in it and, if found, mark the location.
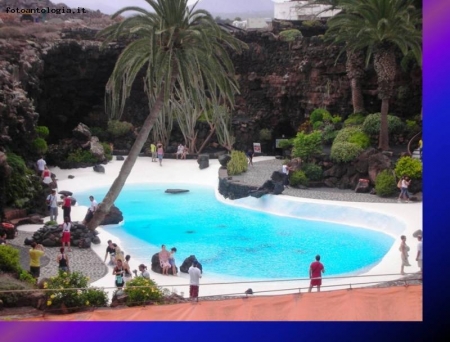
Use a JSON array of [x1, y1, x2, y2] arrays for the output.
[[176, 144, 184, 159], [399, 235, 411, 275], [398, 176, 411, 202]]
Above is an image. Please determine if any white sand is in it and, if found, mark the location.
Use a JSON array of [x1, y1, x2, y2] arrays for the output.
[[18, 156, 422, 298]]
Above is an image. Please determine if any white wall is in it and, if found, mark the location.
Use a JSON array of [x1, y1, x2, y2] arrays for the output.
[[274, 0, 341, 20], [247, 17, 269, 29]]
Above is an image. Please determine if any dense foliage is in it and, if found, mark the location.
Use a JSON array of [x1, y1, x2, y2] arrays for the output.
[[291, 132, 323, 161], [0, 245, 35, 285], [362, 113, 405, 136], [32, 138, 48, 155], [67, 149, 98, 164], [395, 156, 422, 179], [124, 276, 164, 306], [302, 163, 323, 181], [35, 126, 50, 139], [227, 150, 248, 175], [310, 108, 331, 124], [259, 128, 272, 141], [290, 170, 309, 187], [375, 170, 397, 197], [107, 120, 133, 138], [330, 142, 363, 163], [334, 126, 370, 148], [344, 113, 366, 127]]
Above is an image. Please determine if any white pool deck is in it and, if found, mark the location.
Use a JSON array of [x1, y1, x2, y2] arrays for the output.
[[18, 156, 422, 298]]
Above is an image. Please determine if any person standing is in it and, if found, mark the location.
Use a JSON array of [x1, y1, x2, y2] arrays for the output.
[[399, 235, 411, 275], [29, 242, 45, 284], [418, 139, 423, 160], [113, 259, 125, 289], [281, 162, 292, 188], [61, 216, 72, 252], [104, 240, 116, 265], [157, 142, 164, 166], [247, 149, 254, 166], [36, 156, 46, 174], [46, 189, 58, 222], [82, 196, 98, 225], [308, 255, 325, 292], [56, 247, 70, 272], [62, 194, 72, 221], [169, 247, 177, 276], [159, 244, 171, 275], [134, 264, 150, 279], [416, 234, 422, 279], [150, 142, 157, 162], [188, 260, 202, 301], [398, 176, 411, 202]]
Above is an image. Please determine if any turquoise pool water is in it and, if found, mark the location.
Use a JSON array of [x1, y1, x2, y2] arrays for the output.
[[78, 184, 394, 279]]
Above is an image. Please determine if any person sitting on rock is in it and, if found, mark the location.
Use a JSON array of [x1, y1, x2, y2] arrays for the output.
[[176, 143, 184, 159], [169, 247, 178, 276], [41, 166, 52, 185], [159, 244, 171, 275], [181, 146, 188, 159], [82, 196, 98, 225]]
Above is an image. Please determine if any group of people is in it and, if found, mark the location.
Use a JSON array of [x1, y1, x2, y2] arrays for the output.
[[176, 144, 189, 160], [399, 233, 423, 278], [158, 244, 178, 276], [149, 142, 165, 166]]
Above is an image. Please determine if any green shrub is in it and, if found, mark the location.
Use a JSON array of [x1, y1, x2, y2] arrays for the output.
[[5, 153, 36, 208], [107, 120, 133, 138], [405, 119, 421, 136], [375, 170, 397, 197], [394, 156, 422, 179], [302, 20, 321, 27], [312, 121, 324, 131], [0, 245, 21, 274], [330, 142, 363, 163], [279, 29, 302, 42], [101, 142, 113, 161], [36, 126, 50, 139], [362, 113, 405, 135], [19, 269, 36, 286], [322, 124, 338, 145], [45, 220, 58, 226], [90, 127, 108, 141], [32, 138, 48, 154], [348, 131, 371, 149], [124, 276, 164, 306], [334, 126, 370, 148], [291, 131, 323, 162], [44, 271, 107, 310], [310, 108, 330, 124], [302, 163, 323, 181], [227, 150, 248, 175], [290, 170, 309, 187], [331, 115, 342, 124], [0, 275, 34, 307], [259, 128, 272, 141], [278, 139, 293, 149], [67, 149, 98, 164], [344, 113, 366, 127]]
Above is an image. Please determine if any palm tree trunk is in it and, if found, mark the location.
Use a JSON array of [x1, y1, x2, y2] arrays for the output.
[[87, 89, 166, 231], [378, 99, 390, 151], [197, 125, 216, 154], [350, 78, 365, 113]]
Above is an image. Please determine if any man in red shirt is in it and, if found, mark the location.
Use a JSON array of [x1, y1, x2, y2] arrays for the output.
[[62, 194, 72, 221], [309, 254, 325, 292]]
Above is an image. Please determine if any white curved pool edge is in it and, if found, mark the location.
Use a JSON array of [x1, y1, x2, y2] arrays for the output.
[[43, 157, 422, 298]]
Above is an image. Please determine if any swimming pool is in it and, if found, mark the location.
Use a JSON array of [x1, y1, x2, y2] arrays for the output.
[[78, 183, 395, 280]]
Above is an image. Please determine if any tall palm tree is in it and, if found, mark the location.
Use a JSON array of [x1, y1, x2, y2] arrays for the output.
[[326, 0, 421, 150], [87, 0, 245, 230]]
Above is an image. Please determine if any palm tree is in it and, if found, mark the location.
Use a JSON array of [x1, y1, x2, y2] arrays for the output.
[[87, 0, 246, 230], [326, 0, 422, 150]]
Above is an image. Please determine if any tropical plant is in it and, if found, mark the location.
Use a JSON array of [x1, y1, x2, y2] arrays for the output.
[[0, 245, 22, 274], [290, 170, 309, 187], [326, 0, 422, 150], [4, 153, 37, 208], [107, 120, 133, 138], [344, 113, 366, 127], [395, 156, 422, 179], [375, 169, 397, 197], [330, 141, 363, 163], [310, 108, 331, 123], [101, 142, 113, 161], [88, 0, 245, 230], [302, 163, 323, 181], [227, 150, 248, 175], [66, 149, 98, 164], [36, 126, 50, 139], [362, 113, 404, 136], [32, 138, 48, 154], [124, 276, 164, 306], [291, 131, 323, 162], [334, 126, 370, 148]]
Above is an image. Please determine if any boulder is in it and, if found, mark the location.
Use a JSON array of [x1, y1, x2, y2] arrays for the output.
[[249, 190, 269, 198], [68, 175, 75, 179], [179, 255, 203, 274], [101, 205, 123, 225], [90, 136, 105, 160], [116, 155, 125, 161], [93, 164, 105, 173], [323, 164, 347, 178], [272, 182, 285, 195], [355, 179, 370, 193], [270, 171, 285, 183], [72, 123, 91, 141], [151, 253, 178, 275], [165, 189, 189, 194], [355, 148, 378, 174], [24, 237, 34, 245], [58, 190, 73, 196], [197, 154, 209, 169], [42, 239, 56, 247], [368, 153, 391, 183], [78, 238, 91, 248], [218, 154, 231, 167]]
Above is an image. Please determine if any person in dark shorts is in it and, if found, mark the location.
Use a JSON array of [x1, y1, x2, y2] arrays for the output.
[[29, 242, 45, 284], [57, 247, 70, 272], [247, 149, 254, 166], [113, 259, 125, 289], [104, 240, 116, 265], [309, 255, 325, 292], [61, 194, 72, 221]]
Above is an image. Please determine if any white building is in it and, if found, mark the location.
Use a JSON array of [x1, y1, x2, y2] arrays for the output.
[[274, 0, 342, 21]]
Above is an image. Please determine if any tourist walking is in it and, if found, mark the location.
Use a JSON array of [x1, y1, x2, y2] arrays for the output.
[[282, 162, 292, 188], [308, 255, 325, 292], [399, 235, 411, 275], [247, 149, 254, 166], [169, 247, 177, 276], [416, 234, 422, 279], [82, 196, 98, 225], [150, 142, 157, 162], [36, 156, 46, 174], [398, 176, 411, 202], [104, 240, 116, 265], [62, 194, 72, 221], [157, 142, 164, 166], [113, 259, 125, 289], [41, 166, 52, 185], [46, 189, 58, 222], [29, 242, 45, 284], [159, 244, 171, 275], [418, 138, 423, 160], [176, 143, 184, 159], [57, 247, 70, 272], [188, 260, 202, 301], [61, 216, 72, 251]]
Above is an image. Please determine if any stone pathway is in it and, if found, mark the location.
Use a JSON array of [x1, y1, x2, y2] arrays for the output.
[[8, 231, 108, 284]]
